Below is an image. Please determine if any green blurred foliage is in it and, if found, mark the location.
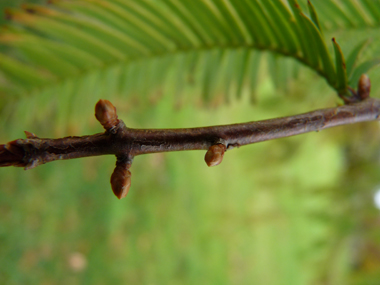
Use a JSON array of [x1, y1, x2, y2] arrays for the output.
[[1, 1, 380, 285], [0, 0, 47, 25]]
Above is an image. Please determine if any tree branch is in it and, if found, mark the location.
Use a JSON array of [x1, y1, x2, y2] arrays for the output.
[[1, 88, 379, 198]]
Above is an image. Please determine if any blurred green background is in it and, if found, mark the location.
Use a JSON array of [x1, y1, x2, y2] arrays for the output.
[[1, 1, 380, 284]]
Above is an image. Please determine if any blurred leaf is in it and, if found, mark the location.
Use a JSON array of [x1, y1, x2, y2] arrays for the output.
[[299, 0, 380, 30], [332, 38, 348, 96], [349, 59, 380, 87], [346, 39, 371, 82], [307, 0, 322, 33]]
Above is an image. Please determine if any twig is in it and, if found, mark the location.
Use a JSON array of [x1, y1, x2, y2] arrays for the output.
[[1, 76, 379, 199]]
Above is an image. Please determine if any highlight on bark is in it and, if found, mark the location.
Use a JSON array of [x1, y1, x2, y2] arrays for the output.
[[357, 74, 371, 100], [95, 99, 119, 131], [205, 144, 227, 167]]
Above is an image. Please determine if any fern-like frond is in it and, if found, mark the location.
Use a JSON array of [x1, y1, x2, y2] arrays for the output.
[[0, 1, 349, 95], [0, 0, 379, 133], [299, 0, 380, 30], [300, 0, 380, 90]]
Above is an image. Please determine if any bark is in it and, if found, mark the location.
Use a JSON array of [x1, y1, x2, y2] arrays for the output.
[[1, 97, 379, 198]]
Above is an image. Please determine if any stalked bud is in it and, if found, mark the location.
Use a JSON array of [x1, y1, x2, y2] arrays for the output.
[[205, 143, 226, 167], [95, 99, 119, 131], [111, 164, 131, 199], [357, 74, 371, 100]]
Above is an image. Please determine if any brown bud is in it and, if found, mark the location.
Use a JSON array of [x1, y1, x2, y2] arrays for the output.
[[110, 165, 131, 199], [205, 144, 226, 167], [95, 99, 119, 131], [357, 74, 371, 100]]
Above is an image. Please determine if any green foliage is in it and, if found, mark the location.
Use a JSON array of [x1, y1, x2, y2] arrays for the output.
[[332, 38, 348, 95], [1, 0, 380, 106]]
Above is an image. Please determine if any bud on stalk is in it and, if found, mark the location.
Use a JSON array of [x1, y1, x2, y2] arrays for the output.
[[357, 74, 371, 100], [205, 144, 226, 167], [111, 164, 131, 199], [95, 99, 119, 131]]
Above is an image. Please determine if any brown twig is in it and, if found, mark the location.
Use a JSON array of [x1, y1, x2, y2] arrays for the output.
[[1, 78, 379, 198]]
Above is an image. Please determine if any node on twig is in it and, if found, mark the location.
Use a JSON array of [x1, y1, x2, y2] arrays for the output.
[[94, 100, 133, 199]]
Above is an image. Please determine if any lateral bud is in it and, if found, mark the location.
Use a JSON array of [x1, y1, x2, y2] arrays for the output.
[[205, 143, 226, 167], [110, 161, 132, 199], [357, 74, 371, 100], [95, 99, 119, 131]]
